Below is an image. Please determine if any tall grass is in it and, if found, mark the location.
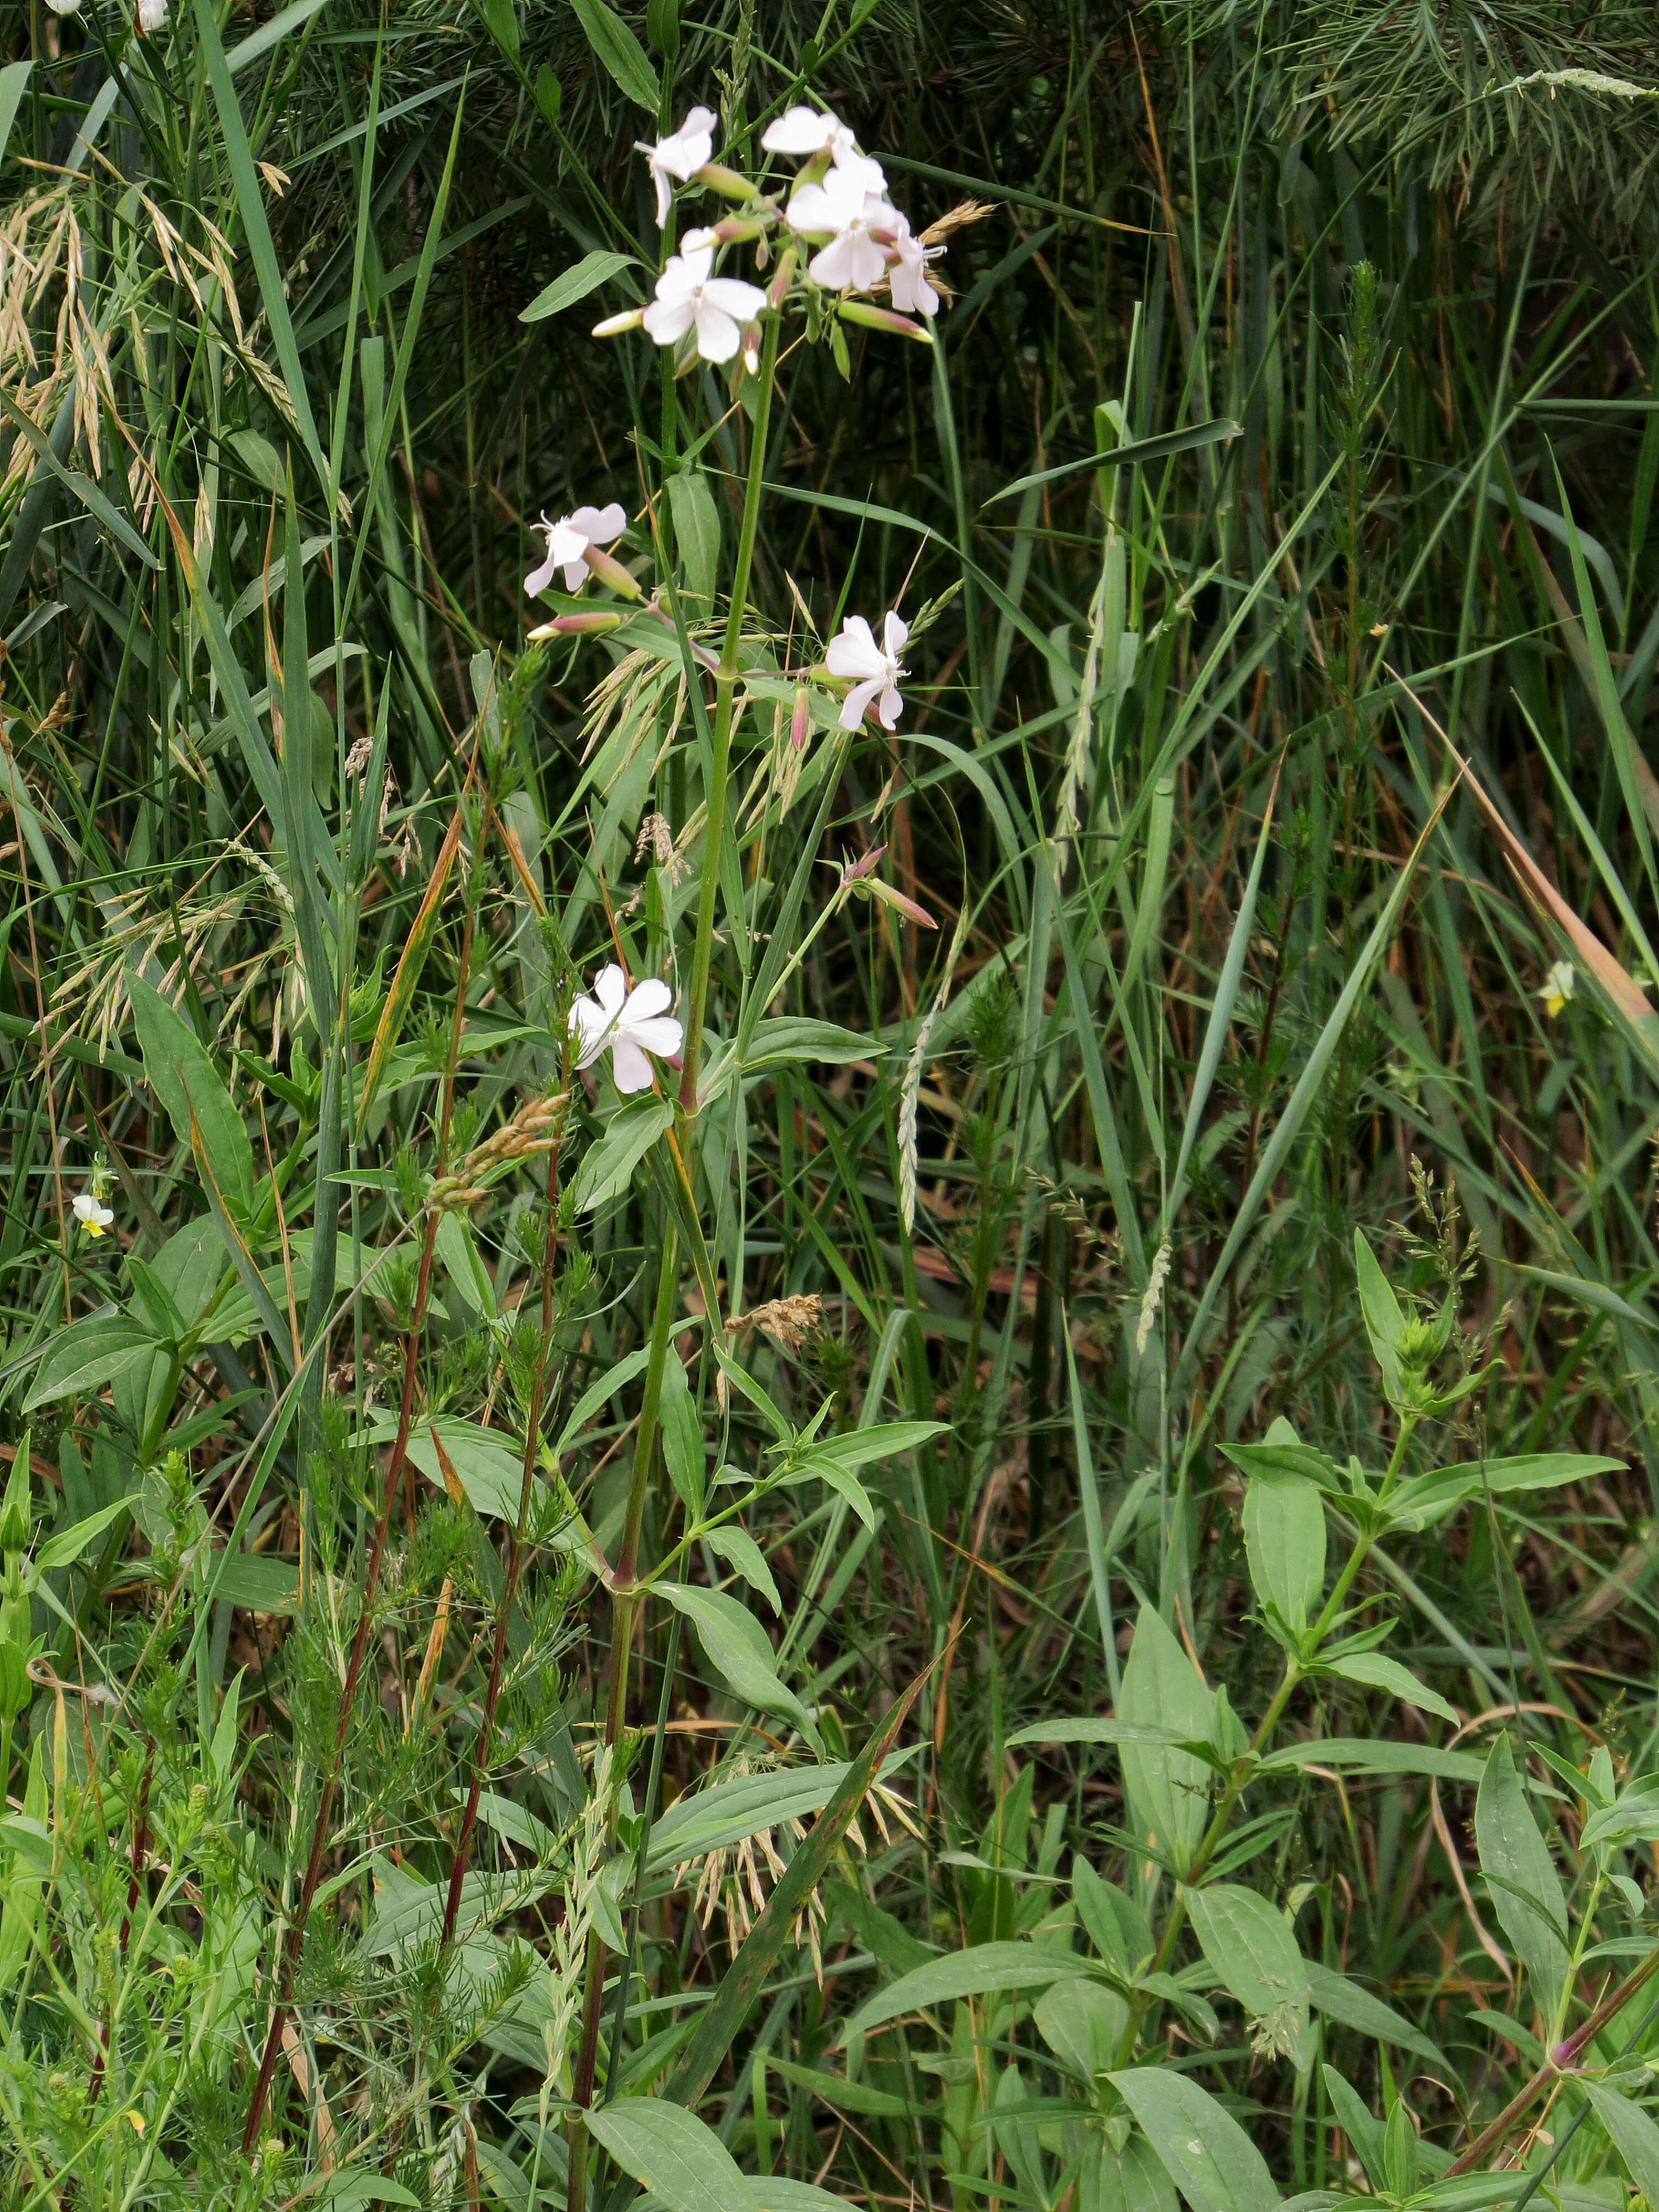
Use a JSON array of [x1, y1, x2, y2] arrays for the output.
[[2, 4, 1659, 2211]]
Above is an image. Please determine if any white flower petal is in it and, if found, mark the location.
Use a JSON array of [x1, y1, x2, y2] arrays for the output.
[[624, 1014, 684, 1057], [702, 276, 767, 321], [525, 540, 559, 597], [643, 297, 695, 347], [763, 105, 838, 156], [593, 964, 628, 1015], [561, 557, 591, 592], [827, 615, 884, 681], [883, 610, 910, 658], [692, 298, 741, 363], [831, 144, 887, 197], [568, 996, 610, 1068], [609, 1039, 656, 1094], [786, 181, 842, 235], [623, 976, 673, 1021], [839, 676, 884, 731], [571, 502, 626, 547], [876, 681, 904, 731]]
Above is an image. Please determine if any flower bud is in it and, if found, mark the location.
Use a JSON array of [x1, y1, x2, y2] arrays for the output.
[[767, 247, 798, 312], [838, 299, 934, 344], [527, 610, 627, 640], [692, 161, 754, 201], [742, 322, 761, 375], [582, 545, 645, 600], [592, 308, 645, 338], [0, 1500, 23, 1554], [790, 684, 812, 751], [866, 877, 938, 930]]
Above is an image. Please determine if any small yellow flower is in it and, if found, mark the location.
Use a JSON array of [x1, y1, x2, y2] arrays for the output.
[[1538, 959, 1576, 1019]]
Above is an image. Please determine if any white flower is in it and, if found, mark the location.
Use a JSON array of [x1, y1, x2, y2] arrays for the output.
[[889, 212, 941, 317], [827, 610, 909, 731], [137, 0, 167, 29], [642, 245, 766, 366], [47, 0, 83, 15], [761, 105, 886, 196], [568, 966, 684, 1094], [525, 502, 627, 596], [1539, 959, 1576, 1019], [787, 168, 899, 293], [74, 1190, 114, 1237], [635, 106, 716, 229]]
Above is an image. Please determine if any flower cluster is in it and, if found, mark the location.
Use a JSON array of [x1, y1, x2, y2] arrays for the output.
[[619, 100, 946, 370]]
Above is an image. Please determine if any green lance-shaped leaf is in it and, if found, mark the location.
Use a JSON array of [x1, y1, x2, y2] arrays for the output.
[[1186, 1882, 1312, 2067], [1117, 1605, 1213, 1874], [1475, 1733, 1572, 2022], [586, 2100, 743, 2212], [1584, 2081, 1659, 2207], [1107, 2068, 1279, 2212], [128, 973, 255, 1214], [1353, 1231, 1406, 1402], [1242, 1465, 1326, 1634], [657, 1347, 705, 1514], [1323, 1650, 1458, 1725], [520, 250, 639, 324], [23, 1316, 157, 1413], [836, 1941, 1105, 2044], [568, 0, 660, 107], [572, 1095, 674, 1214], [655, 1583, 822, 1753]]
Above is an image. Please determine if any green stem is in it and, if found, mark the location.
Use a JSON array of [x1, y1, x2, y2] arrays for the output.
[[676, 313, 781, 1117], [566, 1217, 680, 2212], [1123, 1414, 1418, 2043]]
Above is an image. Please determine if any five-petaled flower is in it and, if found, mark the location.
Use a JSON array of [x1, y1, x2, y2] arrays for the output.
[[827, 611, 909, 731], [525, 503, 627, 597], [761, 105, 886, 197], [636, 106, 716, 229], [643, 245, 768, 365], [889, 213, 941, 318], [569, 966, 685, 1094], [786, 168, 899, 294], [74, 1190, 114, 1237]]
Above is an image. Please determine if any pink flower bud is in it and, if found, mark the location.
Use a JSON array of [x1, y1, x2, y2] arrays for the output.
[[790, 685, 811, 750], [592, 308, 645, 338], [838, 299, 934, 344], [527, 610, 627, 639], [843, 845, 885, 884], [768, 247, 798, 311], [693, 161, 754, 201], [866, 877, 938, 930], [742, 321, 761, 374], [582, 545, 644, 600]]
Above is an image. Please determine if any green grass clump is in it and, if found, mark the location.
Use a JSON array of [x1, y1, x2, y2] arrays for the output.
[[2, 4, 1659, 2210]]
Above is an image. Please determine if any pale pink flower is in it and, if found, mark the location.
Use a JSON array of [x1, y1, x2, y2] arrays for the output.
[[568, 966, 684, 1094], [827, 611, 909, 731], [642, 245, 766, 365], [761, 105, 886, 196], [787, 168, 899, 293], [635, 106, 716, 229], [525, 503, 627, 596], [889, 212, 941, 318]]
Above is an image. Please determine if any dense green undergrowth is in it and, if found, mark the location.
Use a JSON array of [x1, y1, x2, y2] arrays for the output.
[[4, 4, 1659, 2211]]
